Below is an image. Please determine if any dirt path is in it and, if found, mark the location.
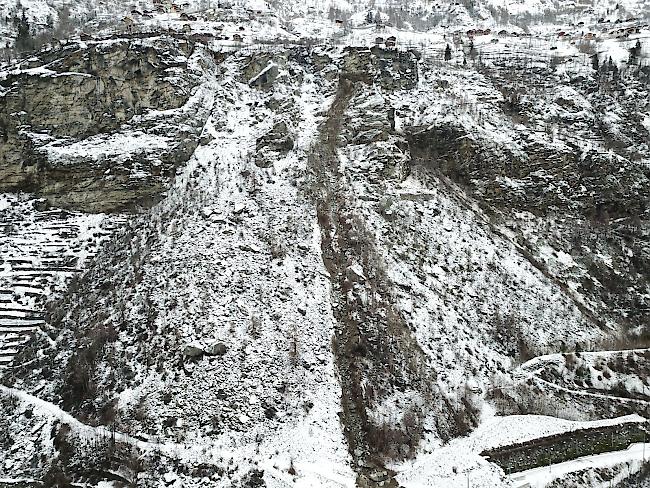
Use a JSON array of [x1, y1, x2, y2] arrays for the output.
[[517, 352, 650, 409]]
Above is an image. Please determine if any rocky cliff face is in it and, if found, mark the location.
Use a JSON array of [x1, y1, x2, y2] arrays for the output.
[[0, 38, 212, 212], [405, 59, 650, 341], [1, 40, 637, 487], [341, 47, 419, 90], [0, 37, 217, 422]]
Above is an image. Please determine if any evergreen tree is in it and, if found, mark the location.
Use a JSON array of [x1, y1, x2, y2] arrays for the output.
[[15, 8, 33, 52], [55, 6, 72, 39], [629, 40, 641, 62], [469, 39, 477, 59], [444, 44, 452, 61]]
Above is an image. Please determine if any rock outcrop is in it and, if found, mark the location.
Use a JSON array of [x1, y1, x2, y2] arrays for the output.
[[0, 38, 212, 212], [341, 47, 419, 90]]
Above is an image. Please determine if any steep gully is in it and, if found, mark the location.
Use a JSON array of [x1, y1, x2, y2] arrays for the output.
[[308, 75, 463, 486], [310, 76, 400, 488]]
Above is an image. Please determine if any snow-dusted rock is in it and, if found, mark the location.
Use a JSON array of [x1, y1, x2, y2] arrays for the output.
[[346, 263, 367, 283], [182, 342, 205, 358], [204, 342, 227, 356]]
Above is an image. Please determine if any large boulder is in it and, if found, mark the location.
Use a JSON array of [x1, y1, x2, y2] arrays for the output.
[[183, 342, 204, 358], [204, 342, 227, 356], [245, 54, 285, 89], [255, 120, 295, 168]]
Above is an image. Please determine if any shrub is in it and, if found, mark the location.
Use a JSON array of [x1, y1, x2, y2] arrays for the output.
[[43, 461, 73, 488], [565, 353, 576, 370]]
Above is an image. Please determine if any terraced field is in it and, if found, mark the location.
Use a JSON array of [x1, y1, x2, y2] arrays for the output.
[[482, 420, 649, 474], [0, 194, 124, 368]]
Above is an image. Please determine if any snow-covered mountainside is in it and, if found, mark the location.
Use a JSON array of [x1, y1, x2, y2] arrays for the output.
[[1, 0, 650, 487]]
